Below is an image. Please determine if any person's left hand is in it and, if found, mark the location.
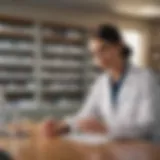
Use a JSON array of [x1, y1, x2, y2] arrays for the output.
[[77, 118, 108, 134]]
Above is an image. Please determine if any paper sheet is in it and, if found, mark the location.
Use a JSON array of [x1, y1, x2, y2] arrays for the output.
[[64, 134, 109, 145]]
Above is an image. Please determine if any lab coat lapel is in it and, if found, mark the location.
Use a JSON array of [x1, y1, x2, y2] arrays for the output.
[[102, 64, 136, 123], [116, 64, 136, 116], [102, 74, 115, 122]]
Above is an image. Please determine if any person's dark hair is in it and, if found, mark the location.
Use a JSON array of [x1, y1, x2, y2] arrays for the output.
[[122, 45, 131, 60], [0, 151, 13, 160], [91, 24, 131, 60]]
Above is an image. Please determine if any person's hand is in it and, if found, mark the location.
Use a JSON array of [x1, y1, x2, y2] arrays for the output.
[[40, 119, 58, 138], [77, 118, 107, 134], [40, 119, 70, 138]]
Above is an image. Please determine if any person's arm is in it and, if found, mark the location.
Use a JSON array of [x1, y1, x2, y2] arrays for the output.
[[44, 77, 103, 136], [63, 77, 103, 133], [108, 70, 158, 140]]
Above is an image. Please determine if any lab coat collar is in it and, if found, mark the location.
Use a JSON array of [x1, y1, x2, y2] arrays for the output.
[[102, 63, 136, 117]]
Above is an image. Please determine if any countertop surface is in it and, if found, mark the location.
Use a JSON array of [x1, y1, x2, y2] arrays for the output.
[[0, 135, 160, 160]]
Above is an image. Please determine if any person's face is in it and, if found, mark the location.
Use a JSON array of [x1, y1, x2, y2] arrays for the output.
[[88, 38, 122, 69]]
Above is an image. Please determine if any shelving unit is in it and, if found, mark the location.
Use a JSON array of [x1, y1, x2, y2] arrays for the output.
[[40, 22, 87, 108], [0, 15, 99, 111], [0, 16, 34, 111]]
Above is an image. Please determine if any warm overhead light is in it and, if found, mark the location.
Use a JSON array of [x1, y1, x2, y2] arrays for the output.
[[113, 4, 160, 18], [139, 5, 160, 16]]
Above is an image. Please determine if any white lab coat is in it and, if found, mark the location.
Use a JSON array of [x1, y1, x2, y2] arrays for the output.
[[66, 64, 159, 139]]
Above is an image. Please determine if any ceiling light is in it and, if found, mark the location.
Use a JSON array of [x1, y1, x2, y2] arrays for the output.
[[140, 5, 160, 16]]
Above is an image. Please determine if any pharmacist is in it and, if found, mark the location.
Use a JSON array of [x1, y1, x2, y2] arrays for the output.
[[43, 24, 159, 140]]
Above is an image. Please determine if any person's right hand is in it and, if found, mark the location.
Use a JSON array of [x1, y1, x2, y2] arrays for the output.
[[77, 118, 108, 134]]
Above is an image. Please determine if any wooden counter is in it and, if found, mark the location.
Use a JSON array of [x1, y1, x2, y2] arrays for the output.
[[0, 136, 160, 160]]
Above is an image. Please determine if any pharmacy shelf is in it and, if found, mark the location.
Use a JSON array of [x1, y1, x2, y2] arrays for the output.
[[42, 76, 81, 81], [0, 15, 88, 110], [3, 106, 80, 121], [42, 62, 82, 69], [4, 86, 35, 93], [0, 14, 33, 24], [0, 46, 33, 53], [0, 59, 34, 66], [42, 82, 83, 91], [43, 35, 83, 45], [42, 91, 84, 96], [43, 45, 84, 55], [0, 73, 33, 80], [0, 30, 33, 39]]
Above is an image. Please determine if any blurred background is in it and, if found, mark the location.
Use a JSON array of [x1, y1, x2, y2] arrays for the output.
[[0, 0, 159, 121]]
